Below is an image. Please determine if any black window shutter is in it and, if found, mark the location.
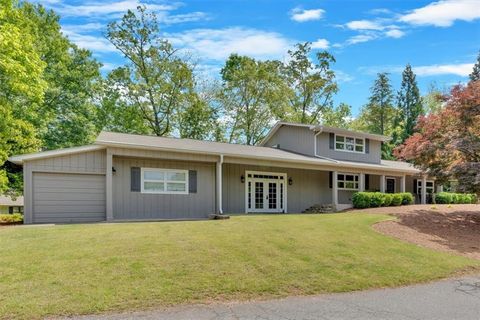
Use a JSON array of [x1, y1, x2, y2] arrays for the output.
[[329, 133, 335, 149], [329, 171, 332, 188], [131, 167, 141, 192], [365, 174, 370, 191], [188, 170, 197, 193], [8, 207, 13, 214], [413, 179, 417, 194], [365, 139, 370, 153]]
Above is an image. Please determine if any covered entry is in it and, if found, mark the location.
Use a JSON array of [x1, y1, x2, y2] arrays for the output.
[[245, 171, 286, 213]]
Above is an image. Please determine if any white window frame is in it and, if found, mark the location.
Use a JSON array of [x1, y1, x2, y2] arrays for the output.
[[140, 167, 189, 194], [334, 134, 365, 154], [417, 180, 434, 195], [337, 172, 360, 191]]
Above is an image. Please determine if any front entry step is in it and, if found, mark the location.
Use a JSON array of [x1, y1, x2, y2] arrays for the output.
[[302, 204, 335, 214]]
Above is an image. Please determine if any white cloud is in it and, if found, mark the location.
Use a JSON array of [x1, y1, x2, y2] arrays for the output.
[[62, 29, 117, 53], [413, 63, 474, 76], [100, 62, 118, 71], [311, 38, 329, 49], [368, 8, 392, 15], [168, 27, 293, 61], [53, 0, 180, 17], [346, 20, 384, 30], [290, 8, 325, 22], [157, 11, 209, 24], [346, 34, 377, 45], [385, 29, 405, 38], [335, 70, 354, 83], [400, 0, 480, 27]]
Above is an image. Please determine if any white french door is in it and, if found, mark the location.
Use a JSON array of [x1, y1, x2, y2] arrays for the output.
[[246, 171, 286, 213]]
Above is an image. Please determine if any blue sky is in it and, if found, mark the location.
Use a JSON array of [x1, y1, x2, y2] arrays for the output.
[[40, 0, 480, 115]]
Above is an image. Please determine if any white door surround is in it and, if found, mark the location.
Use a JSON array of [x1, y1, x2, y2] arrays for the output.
[[245, 171, 287, 213]]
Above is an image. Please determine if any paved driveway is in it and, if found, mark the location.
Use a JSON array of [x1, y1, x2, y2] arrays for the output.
[[69, 275, 480, 320]]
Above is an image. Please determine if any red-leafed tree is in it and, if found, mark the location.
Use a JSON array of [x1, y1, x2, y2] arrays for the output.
[[394, 81, 480, 194]]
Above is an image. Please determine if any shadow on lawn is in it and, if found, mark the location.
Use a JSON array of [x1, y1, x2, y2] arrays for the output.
[[395, 209, 480, 256]]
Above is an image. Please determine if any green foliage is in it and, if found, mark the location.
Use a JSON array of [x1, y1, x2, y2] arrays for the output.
[[391, 194, 403, 206], [470, 51, 480, 82], [393, 64, 423, 145], [283, 42, 338, 124], [0, 213, 23, 224], [435, 192, 477, 204], [400, 192, 414, 205], [321, 103, 353, 128], [352, 192, 414, 208], [219, 54, 288, 144]]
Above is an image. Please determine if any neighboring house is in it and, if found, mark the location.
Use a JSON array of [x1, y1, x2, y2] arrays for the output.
[[0, 195, 24, 215], [9, 122, 442, 224]]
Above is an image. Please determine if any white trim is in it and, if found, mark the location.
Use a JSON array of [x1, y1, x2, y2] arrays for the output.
[[334, 134, 365, 154], [337, 172, 360, 191], [140, 167, 189, 195], [217, 155, 223, 214], [245, 170, 287, 213]]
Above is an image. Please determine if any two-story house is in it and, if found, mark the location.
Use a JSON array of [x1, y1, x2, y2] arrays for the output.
[[9, 122, 440, 224]]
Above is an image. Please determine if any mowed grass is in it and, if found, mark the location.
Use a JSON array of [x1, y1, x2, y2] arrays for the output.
[[1, 214, 478, 319]]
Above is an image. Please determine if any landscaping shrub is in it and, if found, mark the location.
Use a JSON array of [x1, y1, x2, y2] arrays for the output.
[[352, 192, 370, 209], [400, 192, 414, 205], [0, 213, 23, 224], [370, 192, 384, 207], [383, 194, 393, 206], [434, 192, 477, 204], [391, 194, 403, 206], [352, 192, 414, 208]]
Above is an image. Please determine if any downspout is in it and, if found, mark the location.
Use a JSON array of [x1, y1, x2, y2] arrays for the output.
[[216, 154, 224, 214]]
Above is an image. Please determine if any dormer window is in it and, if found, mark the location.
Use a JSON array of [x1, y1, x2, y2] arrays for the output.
[[335, 134, 364, 153]]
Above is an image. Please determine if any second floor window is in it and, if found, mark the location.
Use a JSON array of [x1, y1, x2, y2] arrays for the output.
[[335, 135, 364, 153]]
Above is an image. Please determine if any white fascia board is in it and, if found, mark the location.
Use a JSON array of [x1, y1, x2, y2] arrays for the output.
[[8, 145, 105, 165]]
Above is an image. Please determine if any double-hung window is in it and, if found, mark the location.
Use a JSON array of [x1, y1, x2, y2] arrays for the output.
[[417, 180, 434, 195], [141, 168, 188, 194], [337, 173, 359, 190], [335, 135, 364, 153]]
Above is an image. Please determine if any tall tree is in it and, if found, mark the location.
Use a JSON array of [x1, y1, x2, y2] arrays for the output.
[[106, 6, 196, 137], [394, 81, 480, 194], [283, 42, 338, 124], [353, 73, 395, 159], [393, 64, 423, 144], [0, 0, 44, 193], [469, 50, 480, 82], [218, 54, 288, 145]]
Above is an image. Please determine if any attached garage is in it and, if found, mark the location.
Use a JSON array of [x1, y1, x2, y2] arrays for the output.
[[32, 172, 106, 223]]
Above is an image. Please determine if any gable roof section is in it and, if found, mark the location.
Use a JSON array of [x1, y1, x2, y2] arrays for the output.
[[259, 121, 391, 146], [8, 145, 105, 165]]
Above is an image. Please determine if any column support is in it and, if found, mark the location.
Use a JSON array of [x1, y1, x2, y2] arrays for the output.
[[421, 176, 427, 204], [216, 155, 224, 214], [436, 184, 444, 193], [332, 171, 338, 210], [359, 173, 365, 192], [400, 175, 406, 193], [106, 150, 113, 221], [379, 175, 385, 193]]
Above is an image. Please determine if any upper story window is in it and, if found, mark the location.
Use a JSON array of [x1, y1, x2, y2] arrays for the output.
[[335, 134, 364, 153], [141, 168, 188, 194]]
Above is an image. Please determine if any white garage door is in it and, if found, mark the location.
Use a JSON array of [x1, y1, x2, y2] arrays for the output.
[[33, 172, 106, 223]]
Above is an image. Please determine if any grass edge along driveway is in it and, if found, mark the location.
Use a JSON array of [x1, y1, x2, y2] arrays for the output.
[[1, 213, 478, 319]]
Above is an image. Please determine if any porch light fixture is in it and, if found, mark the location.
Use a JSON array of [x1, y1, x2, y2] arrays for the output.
[[112, 166, 116, 174], [241, 175, 245, 183], [288, 177, 293, 185]]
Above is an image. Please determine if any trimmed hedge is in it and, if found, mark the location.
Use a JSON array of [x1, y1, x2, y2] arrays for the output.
[[352, 192, 414, 209], [435, 192, 477, 204], [0, 213, 23, 224]]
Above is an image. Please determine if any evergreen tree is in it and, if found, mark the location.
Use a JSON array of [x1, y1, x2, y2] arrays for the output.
[[394, 64, 423, 144], [470, 51, 480, 82]]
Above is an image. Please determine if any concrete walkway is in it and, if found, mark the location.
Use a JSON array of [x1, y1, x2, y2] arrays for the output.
[[70, 275, 480, 320]]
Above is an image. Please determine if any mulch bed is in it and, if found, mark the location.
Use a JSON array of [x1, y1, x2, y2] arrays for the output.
[[352, 204, 480, 260]]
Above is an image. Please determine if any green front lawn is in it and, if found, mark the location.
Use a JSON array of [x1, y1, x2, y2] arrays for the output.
[[0, 214, 478, 319]]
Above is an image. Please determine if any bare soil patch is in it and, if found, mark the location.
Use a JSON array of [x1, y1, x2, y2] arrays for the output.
[[351, 204, 480, 260]]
